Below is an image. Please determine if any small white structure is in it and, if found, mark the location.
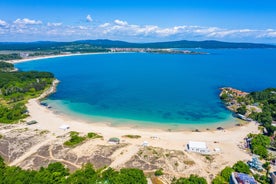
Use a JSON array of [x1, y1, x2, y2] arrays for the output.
[[142, 141, 149, 147], [214, 148, 221, 153], [187, 141, 209, 154], [59, 124, 70, 131]]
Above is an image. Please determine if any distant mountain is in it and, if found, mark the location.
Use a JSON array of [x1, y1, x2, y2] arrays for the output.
[[0, 39, 275, 50]]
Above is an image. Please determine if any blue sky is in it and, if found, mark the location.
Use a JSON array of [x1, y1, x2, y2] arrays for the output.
[[0, 0, 276, 43]]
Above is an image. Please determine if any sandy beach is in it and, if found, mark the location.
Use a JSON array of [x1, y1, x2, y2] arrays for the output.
[[7, 52, 116, 64], [1, 54, 261, 183], [17, 90, 259, 181], [9, 53, 260, 153]]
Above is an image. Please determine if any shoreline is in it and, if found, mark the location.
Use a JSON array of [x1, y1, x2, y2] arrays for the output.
[[11, 52, 249, 132], [24, 79, 259, 142], [0, 59, 261, 181], [7, 52, 122, 64], [42, 101, 240, 132]]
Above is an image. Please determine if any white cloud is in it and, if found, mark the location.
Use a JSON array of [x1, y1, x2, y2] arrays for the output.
[[14, 18, 42, 25], [47, 22, 62, 27], [2, 18, 276, 42], [114, 19, 128, 26], [99, 23, 110, 28], [0, 19, 7, 26], [78, 26, 88, 30], [86, 15, 93, 22]]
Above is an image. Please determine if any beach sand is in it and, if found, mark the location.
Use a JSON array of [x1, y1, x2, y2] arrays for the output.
[[22, 92, 259, 181], [7, 52, 124, 64], [2, 54, 261, 182]]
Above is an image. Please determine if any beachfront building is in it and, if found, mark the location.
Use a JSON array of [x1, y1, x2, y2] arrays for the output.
[[187, 141, 209, 154], [230, 172, 257, 184]]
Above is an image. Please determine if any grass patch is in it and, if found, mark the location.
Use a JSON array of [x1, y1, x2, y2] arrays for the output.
[[154, 169, 164, 176], [122, 134, 141, 139], [64, 131, 86, 147], [39, 130, 49, 135], [87, 132, 103, 139], [205, 155, 214, 162], [64, 131, 103, 147], [0, 134, 3, 139]]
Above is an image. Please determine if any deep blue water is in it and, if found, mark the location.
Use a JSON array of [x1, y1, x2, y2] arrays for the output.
[[16, 49, 276, 128]]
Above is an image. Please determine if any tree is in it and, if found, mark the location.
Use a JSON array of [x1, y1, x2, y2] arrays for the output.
[[109, 168, 147, 184], [262, 162, 271, 177], [237, 105, 247, 115], [212, 175, 227, 184], [233, 161, 250, 174], [173, 174, 207, 184], [154, 169, 163, 176], [220, 166, 234, 181], [250, 134, 270, 158], [66, 163, 98, 184], [253, 145, 268, 159]]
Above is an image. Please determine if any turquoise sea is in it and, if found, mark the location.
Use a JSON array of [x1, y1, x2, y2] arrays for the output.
[[16, 49, 276, 130]]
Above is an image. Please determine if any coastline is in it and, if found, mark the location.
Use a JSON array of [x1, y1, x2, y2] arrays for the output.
[[20, 84, 259, 179], [25, 82, 259, 145], [12, 52, 251, 131], [7, 52, 118, 64], [0, 57, 261, 181]]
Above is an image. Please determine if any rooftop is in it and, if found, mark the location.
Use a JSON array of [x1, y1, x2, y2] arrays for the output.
[[188, 141, 207, 149], [231, 172, 257, 184]]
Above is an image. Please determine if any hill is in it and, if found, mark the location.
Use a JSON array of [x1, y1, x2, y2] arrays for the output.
[[0, 39, 275, 51]]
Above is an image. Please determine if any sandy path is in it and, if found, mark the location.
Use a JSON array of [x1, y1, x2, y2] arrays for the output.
[[109, 144, 140, 168]]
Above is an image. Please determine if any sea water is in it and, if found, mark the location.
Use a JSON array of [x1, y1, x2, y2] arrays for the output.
[[16, 49, 276, 129]]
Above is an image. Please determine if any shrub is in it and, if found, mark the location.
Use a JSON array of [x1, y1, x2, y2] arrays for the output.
[[154, 169, 163, 176]]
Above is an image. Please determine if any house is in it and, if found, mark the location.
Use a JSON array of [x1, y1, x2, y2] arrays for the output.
[[230, 172, 257, 184], [187, 141, 209, 154]]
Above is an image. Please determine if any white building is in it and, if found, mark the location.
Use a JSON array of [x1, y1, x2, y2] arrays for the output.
[[187, 141, 209, 154]]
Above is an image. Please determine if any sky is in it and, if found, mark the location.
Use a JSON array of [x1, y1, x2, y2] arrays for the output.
[[0, 0, 276, 43]]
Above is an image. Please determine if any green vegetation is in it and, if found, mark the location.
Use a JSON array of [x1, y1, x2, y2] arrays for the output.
[[0, 40, 275, 51], [249, 134, 270, 159], [172, 174, 207, 184], [0, 65, 54, 124], [0, 156, 147, 184], [0, 53, 21, 61], [221, 88, 276, 135], [213, 160, 265, 184], [232, 161, 250, 174], [0, 42, 109, 55], [154, 169, 163, 176], [212, 166, 234, 184], [237, 105, 247, 115], [249, 88, 276, 135], [0, 134, 3, 139], [64, 131, 86, 147], [0, 62, 14, 72], [122, 134, 142, 139], [221, 88, 276, 161], [64, 131, 103, 147], [212, 175, 226, 184], [87, 132, 103, 139]]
